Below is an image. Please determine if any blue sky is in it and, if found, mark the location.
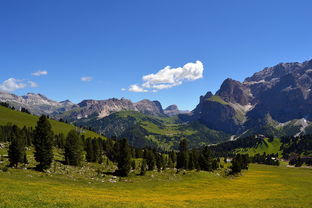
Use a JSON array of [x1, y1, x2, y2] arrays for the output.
[[0, 0, 311, 110]]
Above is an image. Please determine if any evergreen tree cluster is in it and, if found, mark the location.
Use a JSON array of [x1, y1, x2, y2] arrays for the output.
[[288, 153, 312, 167], [230, 154, 249, 175], [251, 153, 279, 166]]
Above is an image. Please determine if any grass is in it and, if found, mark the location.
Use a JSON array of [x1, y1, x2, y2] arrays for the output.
[[207, 95, 229, 105], [236, 138, 283, 156], [0, 163, 311, 208], [0, 145, 311, 208], [0, 106, 104, 139]]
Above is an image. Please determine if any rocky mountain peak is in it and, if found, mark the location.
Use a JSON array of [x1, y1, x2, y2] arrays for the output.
[[164, 105, 179, 117], [134, 99, 164, 116], [165, 105, 178, 111], [216, 78, 251, 105]]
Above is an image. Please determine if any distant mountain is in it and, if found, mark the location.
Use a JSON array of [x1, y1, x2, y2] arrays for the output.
[[61, 98, 166, 122], [189, 58, 312, 137], [1, 58, 312, 148], [0, 92, 77, 116], [0, 91, 189, 121], [164, 105, 190, 117]]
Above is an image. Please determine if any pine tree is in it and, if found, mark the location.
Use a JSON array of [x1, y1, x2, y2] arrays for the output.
[[116, 139, 132, 177], [188, 151, 195, 170], [92, 139, 100, 163], [64, 130, 83, 166], [33, 115, 54, 171], [169, 150, 176, 168], [145, 149, 156, 171], [140, 159, 147, 176], [198, 146, 213, 171], [131, 160, 136, 170], [177, 139, 189, 169], [8, 125, 26, 167], [85, 138, 94, 162]]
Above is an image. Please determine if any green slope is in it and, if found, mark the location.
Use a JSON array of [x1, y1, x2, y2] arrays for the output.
[[0, 106, 103, 138], [75, 111, 231, 150], [235, 138, 282, 156]]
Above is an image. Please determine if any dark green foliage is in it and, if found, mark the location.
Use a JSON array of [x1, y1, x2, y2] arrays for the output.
[[115, 139, 132, 177], [140, 159, 147, 176], [54, 133, 65, 148], [92, 138, 101, 163], [131, 160, 136, 170], [8, 125, 26, 167], [64, 130, 83, 166], [177, 139, 189, 169], [85, 138, 94, 162], [281, 135, 312, 157], [155, 153, 165, 171], [144, 149, 156, 171], [168, 150, 177, 168], [230, 154, 249, 175], [198, 146, 214, 171], [135, 148, 143, 158], [209, 136, 263, 157], [33, 115, 54, 171], [289, 153, 304, 167], [252, 153, 279, 166]]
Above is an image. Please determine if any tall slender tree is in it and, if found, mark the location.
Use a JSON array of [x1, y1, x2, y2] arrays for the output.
[[64, 130, 83, 166], [85, 138, 94, 162], [116, 139, 132, 177], [33, 115, 54, 171], [140, 159, 147, 176], [177, 139, 189, 169], [8, 125, 26, 167]]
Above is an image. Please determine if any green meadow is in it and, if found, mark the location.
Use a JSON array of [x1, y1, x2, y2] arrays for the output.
[[0, 162, 311, 208]]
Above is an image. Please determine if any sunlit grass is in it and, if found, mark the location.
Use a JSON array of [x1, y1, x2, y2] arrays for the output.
[[0, 106, 104, 139], [0, 163, 311, 208]]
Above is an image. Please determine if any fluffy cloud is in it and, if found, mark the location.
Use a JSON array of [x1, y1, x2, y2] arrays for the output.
[[128, 84, 148, 92], [127, 61, 204, 92], [0, 78, 38, 92], [32, 70, 48, 76], [81, 77, 93, 82]]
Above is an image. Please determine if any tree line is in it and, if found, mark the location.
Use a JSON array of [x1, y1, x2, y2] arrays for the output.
[[2, 115, 234, 177]]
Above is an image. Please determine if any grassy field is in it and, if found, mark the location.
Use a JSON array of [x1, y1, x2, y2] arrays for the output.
[[235, 138, 283, 156], [0, 106, 103, 139], [0, 162, 311, 208]]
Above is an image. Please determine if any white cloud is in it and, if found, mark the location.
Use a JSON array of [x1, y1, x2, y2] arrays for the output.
[[0, 78, 26, 92], [0, 78, 38, 92], [127, 61, 204, 92], [128, 84, 148, 92], [81, 77, 93, 82], [28, 81, 38, 88], [32, 70, 48, 76], [121, 88, 126, 91]]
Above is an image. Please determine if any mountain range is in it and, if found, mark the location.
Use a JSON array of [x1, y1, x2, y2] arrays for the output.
[[1, 58, 312, 149]]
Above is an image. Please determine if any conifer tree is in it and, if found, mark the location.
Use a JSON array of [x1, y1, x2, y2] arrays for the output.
[[198, 146, 213, 171], [92, 138, 100, 162], [116, 139, 131, 177], [140, 159, 147, 176], [33, 115, 54, 171], [145, 149, 156, 171], [177, 139, 189, 169], [85, 138, 94, 162], [8, 125, 26, 167], [64, 130, 83, 166]]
